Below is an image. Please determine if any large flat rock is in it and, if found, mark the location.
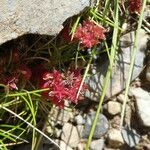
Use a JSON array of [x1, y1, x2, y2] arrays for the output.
[[0, 0, 89, 45]]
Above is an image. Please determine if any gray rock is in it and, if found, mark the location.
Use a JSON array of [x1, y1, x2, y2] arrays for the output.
[[48, 107, 73, 124], [130, 87, 150, 127], [75, 114, 85, 125], [121, 125, 140, 147], [77, 141, 88, 150], [117, 93, 126, 103], [61, 123, 83, 148], [85, 29, 148, 101], [82, 112, 109, 139], [90, 139, 104, 150], [107, 128, 124, 148], [107, 101, 122, 115], [0, 0, 90, 45], [55, 140, 73, 150], [144, 5, 150, 19]]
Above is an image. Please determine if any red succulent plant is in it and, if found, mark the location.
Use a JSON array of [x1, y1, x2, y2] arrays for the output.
[[39, 68, 88, 108], [74, 20, 106, 47]]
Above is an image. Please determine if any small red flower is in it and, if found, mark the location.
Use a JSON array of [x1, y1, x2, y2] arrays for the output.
[[66, 69, 88, 104], [74, 20, 106, 47], [129, 0, 142, 13], [40, 70, 67, 108]]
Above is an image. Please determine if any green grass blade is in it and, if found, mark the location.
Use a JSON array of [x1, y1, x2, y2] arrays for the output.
[[0, 140, 7, 150], [85, 0, 119, 149], [6, 88, 49, 97], [120, 0, 147, 128], [0, 105, 61, 149]]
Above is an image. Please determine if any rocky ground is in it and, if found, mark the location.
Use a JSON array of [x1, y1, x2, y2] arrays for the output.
[[12, 24, 150, 150]]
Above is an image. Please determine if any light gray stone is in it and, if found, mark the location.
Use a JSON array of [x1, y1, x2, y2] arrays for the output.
[[75, 114, 85, 125], [49, 107, 73, 124], [77, 142, 86, 150], [121, 125, 140, 147], [107, 101, 122, 115], [90, 139, 104, 150], [61, 123, 83, 148], [85, 29, 148, 101], [55, 140, 73, 150], [144, 5, 150, 19], [130, 87, 150, 127], [107, 128, 124, 148], [82, 112, 109, 139], [117, 93, 129, 103], [0, 0, 90, 45]]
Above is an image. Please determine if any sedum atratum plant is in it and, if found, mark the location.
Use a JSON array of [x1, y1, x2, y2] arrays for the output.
[[0, 0, 145, 149]]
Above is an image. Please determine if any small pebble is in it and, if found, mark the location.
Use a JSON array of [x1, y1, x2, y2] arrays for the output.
[[117, 93, 128, 103], [55, 140, 73, 150], [61, 123, 83, 148], [90, 139, 104, 150], [111, 115, 121, 128], [107, 128, 124, 148], [77, 141, 86, 150], [121, 125, 140, 147], [107, 101, 122, 115], [49, 107, 73, 124], [75, 114, 85, 125], [82, 112, 109, 139]]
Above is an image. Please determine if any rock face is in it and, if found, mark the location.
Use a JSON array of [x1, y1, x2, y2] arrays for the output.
[[0, 0, 90, 45], [85, 29, 148, 101], [130, 87, 150, 127]]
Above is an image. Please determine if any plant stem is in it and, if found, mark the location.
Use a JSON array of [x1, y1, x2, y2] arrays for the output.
[[76, 52, 93, 100]]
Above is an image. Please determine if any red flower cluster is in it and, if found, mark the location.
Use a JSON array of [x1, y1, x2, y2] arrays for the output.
[[129, 0, 142, 13], [39, 69, 88, 108], [74, 20, 106, 47]]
